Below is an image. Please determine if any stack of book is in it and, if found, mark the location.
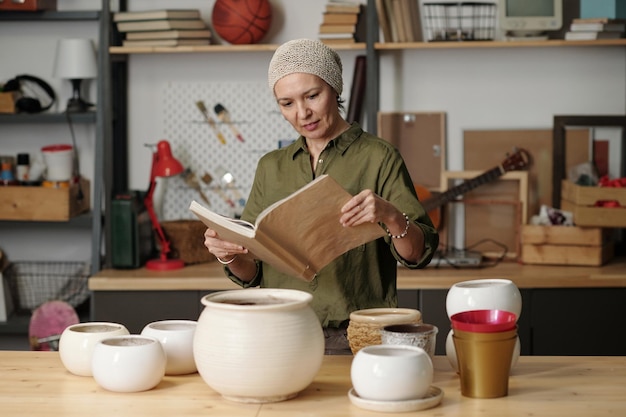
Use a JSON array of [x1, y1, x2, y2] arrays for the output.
[[375, 0, 423, 43], [318, 1, 365, 45], [114, 9, 212, 47], [564, 17, 625, 41]]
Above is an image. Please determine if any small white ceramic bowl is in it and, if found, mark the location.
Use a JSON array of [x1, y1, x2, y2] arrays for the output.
[[351, 344, 433, 402], [58, 322, 129, 376], [141, 319, 197, 375], [92, 335, 166, 393], [446, 278, 522, 320]]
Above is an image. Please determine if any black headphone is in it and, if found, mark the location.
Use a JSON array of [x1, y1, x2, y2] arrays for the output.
[[3, 74, 56, 114]]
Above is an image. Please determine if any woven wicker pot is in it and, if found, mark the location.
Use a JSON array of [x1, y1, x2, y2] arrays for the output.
[[347, 308, 422, 355]]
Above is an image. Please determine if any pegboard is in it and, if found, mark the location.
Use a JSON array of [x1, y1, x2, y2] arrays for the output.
[[160, 81, 295, 220]]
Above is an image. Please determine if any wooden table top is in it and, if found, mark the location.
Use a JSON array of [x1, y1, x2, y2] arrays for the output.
[[1, 351, 624, 416], [89, 257, 626, 291]]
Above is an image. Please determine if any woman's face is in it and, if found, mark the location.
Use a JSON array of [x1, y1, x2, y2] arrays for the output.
[[274, 72, 343, 142]]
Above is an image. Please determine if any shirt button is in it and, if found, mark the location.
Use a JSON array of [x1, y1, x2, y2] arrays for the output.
[[318, 159, 323, 164]]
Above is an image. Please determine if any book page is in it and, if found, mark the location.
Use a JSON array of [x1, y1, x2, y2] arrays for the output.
[[190, 175, 386, 281], [189, 201, 315, 280], [255, 175, 386, 275]]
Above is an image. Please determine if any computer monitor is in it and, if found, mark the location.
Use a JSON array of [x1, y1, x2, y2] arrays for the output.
[[499, 0, 563, 40]]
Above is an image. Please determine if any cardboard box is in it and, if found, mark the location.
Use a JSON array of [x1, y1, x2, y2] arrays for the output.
[[0, 0, 56, 11], [521, 225, 614, 266], [0, 91, 17, 114], [561, 180, 626, 228], [0, 178, 89, 221]]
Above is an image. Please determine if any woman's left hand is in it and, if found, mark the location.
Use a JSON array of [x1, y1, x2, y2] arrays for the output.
[[340, 189, 394, 227]]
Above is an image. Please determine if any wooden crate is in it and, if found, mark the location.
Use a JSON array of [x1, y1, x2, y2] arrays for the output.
[[0, 92, 17, 114], [0, 178, 89, 221], [561, 180, 626, 228], [521, 225, 614, 266]]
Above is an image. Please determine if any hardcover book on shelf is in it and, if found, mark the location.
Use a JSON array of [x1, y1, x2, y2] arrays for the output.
[[565, 31, 624, 40], [319, 24, 356, 34], [113, 9, 201, 22], [125, 29, 213, 41], [320, 37, 357, 45], [375, 0, 393, 42], [318, 32, 355, 39], [570, 22, 626, 32], [325, 1, 361, 14], [122, 39, 211, 47], [322, 12, 359, 25], [189, 174, 385, 281], [117, 19, 207, 32], [572, 17, 626, 24]]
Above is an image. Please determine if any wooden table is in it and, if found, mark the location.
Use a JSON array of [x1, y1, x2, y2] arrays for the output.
[[1, 351, 624, 416], [89, 258, 626, 291]]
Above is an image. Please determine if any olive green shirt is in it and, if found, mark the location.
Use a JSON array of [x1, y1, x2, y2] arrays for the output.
[[224, 122, 438, 327]]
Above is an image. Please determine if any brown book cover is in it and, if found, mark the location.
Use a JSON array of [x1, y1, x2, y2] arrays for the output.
[[375, 0, 392, 42], [125, 29, 213, 40], [113, 9, 201, 22], [322, 12, 359, 25], [117, 19, 207, 32], [122, 39, 211, 47], [319, 23, 356, 34], [189, 175, 385, 281], [325, 2, 361, 14]]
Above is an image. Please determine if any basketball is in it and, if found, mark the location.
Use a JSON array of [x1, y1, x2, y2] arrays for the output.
[[212, 0, 272, 45]]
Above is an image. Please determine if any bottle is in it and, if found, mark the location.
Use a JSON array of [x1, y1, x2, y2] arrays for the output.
[[16, 153, 30, 183], [0, 158, 19, 186]]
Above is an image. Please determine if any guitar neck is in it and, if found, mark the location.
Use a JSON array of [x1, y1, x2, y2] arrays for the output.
[[422, 166, 504, 212]]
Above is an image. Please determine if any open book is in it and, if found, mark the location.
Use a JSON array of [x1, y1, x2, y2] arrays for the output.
[[189, 174, 386, 281]]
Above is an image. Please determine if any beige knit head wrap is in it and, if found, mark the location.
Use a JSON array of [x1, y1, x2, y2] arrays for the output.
[[268, 38, 343, 95]]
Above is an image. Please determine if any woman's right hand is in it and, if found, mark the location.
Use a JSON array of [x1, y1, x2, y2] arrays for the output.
[[204, 228, 248, 261]]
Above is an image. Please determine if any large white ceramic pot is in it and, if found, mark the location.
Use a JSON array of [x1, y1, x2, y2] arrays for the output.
[[445, 278, 522, 372], [194, 288, 325, 403]]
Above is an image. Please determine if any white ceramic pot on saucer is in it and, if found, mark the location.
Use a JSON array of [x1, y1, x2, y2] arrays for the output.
[[351, 344, 433, 402], [445, 278, 522, 371]]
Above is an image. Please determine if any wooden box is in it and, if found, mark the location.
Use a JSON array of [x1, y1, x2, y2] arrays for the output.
[[0, 178, 89, 221], [0, 91, 17, 114], [0, 0, 56, 11], [560, 180, 626, 228], [521, 225, 614, 266]]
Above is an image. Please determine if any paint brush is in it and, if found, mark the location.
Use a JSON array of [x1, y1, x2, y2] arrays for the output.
[[214, 103, 244, 142], [195, 100, 227, 145], [201, 172, 235, 208], [182, 168, 211, 206]]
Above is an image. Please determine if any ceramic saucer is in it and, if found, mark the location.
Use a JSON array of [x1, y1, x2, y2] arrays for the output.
[[348, 385, 443, 413]]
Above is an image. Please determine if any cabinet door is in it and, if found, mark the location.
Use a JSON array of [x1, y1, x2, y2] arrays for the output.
[[530, 288, 626, 355], [92, 291, 204, 334]]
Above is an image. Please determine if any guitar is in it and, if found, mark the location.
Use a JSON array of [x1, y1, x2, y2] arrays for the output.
[[415, 148, 531, 229]]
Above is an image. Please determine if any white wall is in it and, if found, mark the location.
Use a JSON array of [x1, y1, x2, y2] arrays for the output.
[[1, 0, 625, 262]]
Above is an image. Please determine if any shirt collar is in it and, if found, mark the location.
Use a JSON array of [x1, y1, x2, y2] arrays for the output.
[[289, 122, 363, 160]]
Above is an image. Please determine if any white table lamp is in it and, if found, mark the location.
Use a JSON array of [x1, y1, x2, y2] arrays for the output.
[[53, 38, 97, 112]]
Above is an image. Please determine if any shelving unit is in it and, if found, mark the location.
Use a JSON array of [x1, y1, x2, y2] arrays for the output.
[[0, 9, 106, 338], [100, 0, 626, 259]]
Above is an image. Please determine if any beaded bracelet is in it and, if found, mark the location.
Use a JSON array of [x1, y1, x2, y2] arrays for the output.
[[386, 213, 410, 239], [216, 255, 237, 265]]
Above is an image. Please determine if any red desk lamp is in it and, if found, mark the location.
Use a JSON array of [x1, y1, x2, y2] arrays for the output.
[[144, 140, 185, 271]]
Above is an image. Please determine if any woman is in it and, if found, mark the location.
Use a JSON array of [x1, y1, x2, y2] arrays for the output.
[[204, 39, 438, 354]]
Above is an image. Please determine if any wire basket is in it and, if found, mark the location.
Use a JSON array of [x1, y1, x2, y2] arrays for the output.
[[422, 2, 496, 42], [5, 261, 90, 312]]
